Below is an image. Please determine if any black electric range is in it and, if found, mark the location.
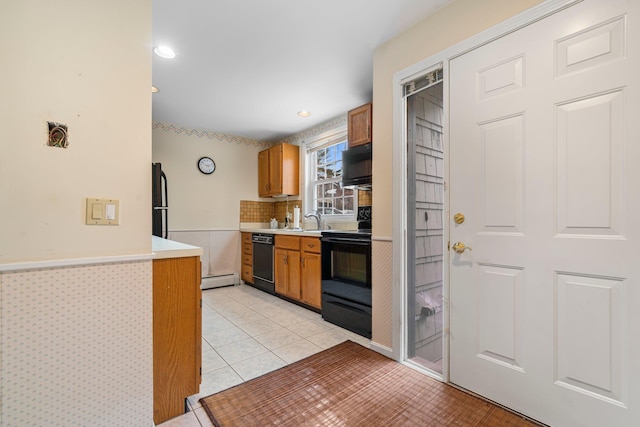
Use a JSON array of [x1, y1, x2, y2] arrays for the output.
[[319, 221, 372, 339]]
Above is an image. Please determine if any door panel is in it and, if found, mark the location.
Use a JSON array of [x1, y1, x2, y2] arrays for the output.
[[556, 90, 624, 236], [476, 264, 524, 370], [556, 272, 626, 402], [479, 115, 523, 232], [449, 1, 639, 425]]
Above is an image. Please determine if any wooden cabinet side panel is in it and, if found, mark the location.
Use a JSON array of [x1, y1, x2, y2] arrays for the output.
[[269, 145, 283, 195], [153, 256, 200, 424], [195, 259, 202, 388], [281, 143, 300, 196], [258, 149, 270, 197]]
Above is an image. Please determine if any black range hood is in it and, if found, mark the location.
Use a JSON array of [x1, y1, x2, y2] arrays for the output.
[[342, 143, 372, 187]]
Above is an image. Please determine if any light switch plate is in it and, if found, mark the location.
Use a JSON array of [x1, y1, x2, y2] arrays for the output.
[[86, 198, 119, 225]]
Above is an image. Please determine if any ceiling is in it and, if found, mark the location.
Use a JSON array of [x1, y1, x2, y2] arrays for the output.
[[152, 0, 451, 142]]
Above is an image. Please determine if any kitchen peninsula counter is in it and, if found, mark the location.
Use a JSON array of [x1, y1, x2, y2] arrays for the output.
[[151, 235, 203, 424], [152, 235, 203, 259]]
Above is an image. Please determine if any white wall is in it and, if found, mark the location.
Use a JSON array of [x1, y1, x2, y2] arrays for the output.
[[152, 123, 271, 230], [0, 1, 152, 263], [370, 0, 544, 348], [372, 0, 544, 239], [0, 1, 153, 424]]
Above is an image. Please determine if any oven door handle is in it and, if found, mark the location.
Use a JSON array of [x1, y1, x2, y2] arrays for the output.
[[321, 237, 371, 245], [326, 299, 371, 314]]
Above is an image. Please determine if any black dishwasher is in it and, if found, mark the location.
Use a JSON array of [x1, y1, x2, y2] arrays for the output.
[[252, 233, 275, 294]]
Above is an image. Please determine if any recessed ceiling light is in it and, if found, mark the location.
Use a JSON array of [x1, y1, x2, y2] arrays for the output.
[[152, 86, 159, 93], [153, 46, 176, 59], [297, 111, 311, 117]]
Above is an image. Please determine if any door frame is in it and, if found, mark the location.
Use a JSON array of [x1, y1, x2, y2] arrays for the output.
[[391, 0, 581, 381]]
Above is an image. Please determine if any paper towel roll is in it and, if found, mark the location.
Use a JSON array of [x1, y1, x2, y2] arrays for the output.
[[293, 206, 300, 229]]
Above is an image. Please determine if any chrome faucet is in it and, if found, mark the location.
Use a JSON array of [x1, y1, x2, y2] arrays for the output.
[[304, 211, 322, 230]]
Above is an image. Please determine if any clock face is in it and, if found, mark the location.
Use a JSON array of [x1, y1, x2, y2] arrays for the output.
[[198, 157, 216, 174]]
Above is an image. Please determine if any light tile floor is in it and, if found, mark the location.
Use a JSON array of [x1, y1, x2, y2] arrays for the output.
[[157, 283, 371, 427]]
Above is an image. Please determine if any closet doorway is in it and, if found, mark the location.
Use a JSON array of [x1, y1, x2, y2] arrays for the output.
[[405, 68, 444, 375]]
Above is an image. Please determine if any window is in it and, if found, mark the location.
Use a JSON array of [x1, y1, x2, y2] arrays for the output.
[[307, 139, 356, 218]]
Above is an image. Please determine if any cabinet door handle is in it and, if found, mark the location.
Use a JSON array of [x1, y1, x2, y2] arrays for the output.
[[301, 257, 305, 268], [284, 254, 288, 264]]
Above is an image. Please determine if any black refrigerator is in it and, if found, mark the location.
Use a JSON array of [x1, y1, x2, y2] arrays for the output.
[[152, 163, 168, 238]]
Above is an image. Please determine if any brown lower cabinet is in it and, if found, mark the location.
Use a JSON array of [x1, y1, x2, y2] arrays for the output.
[[275, 235, 321, 309], [300, 237, 322, 309], [241, 232, 253, 283], [153, 255, 202, 425], [275, 235, 301, 299]]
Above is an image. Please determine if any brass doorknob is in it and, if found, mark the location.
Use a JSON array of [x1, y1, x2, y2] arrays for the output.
[[452, 242, 472, 253], [453, 213, 465, 224]]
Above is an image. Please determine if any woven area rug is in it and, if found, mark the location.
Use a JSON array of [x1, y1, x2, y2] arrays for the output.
[[200, 340, 539, 426]]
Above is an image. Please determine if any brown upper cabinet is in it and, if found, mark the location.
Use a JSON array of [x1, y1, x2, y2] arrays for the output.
[[258, 143, 299, 197], [347, 103, 372, 148]]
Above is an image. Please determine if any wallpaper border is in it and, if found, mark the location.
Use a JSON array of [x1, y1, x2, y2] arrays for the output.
[[154, 114, 348, 150], [280, 114, 347, 146], [153, 121, 272, 149]]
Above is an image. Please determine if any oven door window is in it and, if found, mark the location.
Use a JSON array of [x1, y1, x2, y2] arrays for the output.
[[329, 242, 370, 286]]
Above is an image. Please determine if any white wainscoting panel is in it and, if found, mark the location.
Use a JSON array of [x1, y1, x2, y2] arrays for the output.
[[0, 260, 153, 426]]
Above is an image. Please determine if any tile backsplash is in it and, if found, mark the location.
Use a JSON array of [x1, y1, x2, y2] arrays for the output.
[[274, 200, 303, 224], [239, 200, 273, 223], [358, 189, 372, 206], [240, 199, 303, 224], [240, 191, 371, 226]]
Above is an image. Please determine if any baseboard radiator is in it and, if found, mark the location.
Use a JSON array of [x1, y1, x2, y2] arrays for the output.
[[201, 273, 239, 290]]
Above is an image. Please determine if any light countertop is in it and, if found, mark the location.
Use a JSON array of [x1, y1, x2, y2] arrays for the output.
[[240, 228, 322, 237], [152, 236, 204, 259], [240, 228, 322, 238]]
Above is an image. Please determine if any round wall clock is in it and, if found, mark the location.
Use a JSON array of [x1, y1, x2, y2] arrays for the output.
[[197, 156, 216, 174]]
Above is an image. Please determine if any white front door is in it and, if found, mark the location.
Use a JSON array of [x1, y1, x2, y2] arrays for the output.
[[449, 0, 640, 425]]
